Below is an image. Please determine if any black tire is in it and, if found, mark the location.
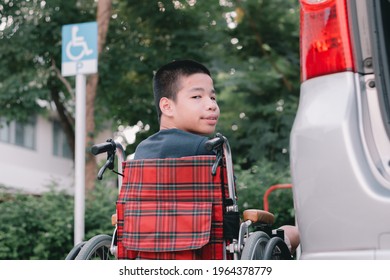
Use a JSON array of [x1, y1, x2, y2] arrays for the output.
[[240, 231, 270, 260], [75, 234, 114, 260], [65, 241, 86, 260], [263, 236, 292, 260]]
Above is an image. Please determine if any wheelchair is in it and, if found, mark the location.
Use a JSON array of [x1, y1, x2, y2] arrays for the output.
[[66, 133, 292, 260]]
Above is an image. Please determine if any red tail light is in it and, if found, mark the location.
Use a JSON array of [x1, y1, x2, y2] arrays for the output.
[[300, 0, 355, 81]]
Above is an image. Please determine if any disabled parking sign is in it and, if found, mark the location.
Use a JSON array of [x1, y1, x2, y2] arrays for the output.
[[61, 22, 98, 244], [61, 22, 98, 76]]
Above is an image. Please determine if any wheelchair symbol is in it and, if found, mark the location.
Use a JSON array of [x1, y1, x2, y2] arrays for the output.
[[66, 26, 94, 61]]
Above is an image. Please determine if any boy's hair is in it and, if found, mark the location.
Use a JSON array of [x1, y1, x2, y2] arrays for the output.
[[153, 59, 211, 122]]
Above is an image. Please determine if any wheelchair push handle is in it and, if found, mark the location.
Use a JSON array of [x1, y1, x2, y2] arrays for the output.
[[206, 133, 237, 211], [205, 134, 225, 151], [91, 139, 117, 155], [91, 139, 126, 187]]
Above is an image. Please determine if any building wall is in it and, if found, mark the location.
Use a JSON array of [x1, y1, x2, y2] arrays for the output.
[[0, 115, 113, 194]]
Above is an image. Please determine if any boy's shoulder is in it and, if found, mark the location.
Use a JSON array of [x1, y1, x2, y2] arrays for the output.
[[142, 128, 210, 148], [134, 129, 214, 159]]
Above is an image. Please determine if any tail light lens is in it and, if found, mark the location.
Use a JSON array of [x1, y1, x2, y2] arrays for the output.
[[300, 0, 355, 81]]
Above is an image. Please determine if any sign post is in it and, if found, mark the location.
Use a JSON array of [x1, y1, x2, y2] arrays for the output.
[[61, 22, 98, 245]]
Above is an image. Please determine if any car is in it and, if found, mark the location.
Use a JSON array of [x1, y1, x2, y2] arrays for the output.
[[290, 0, 390, 259]]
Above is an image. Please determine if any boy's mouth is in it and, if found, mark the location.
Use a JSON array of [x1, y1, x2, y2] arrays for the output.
[[202, 115, 219, 124]]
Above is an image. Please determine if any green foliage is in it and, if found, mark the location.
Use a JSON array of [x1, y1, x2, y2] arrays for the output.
[[0, 0, 300, 255], [0, 165, 294, 260], [235, 159, 295, 228], [0, 0, 96, 123], [215, 0, 300, 171], [96, 0, 229, 155], [0, 182, 116, 260]]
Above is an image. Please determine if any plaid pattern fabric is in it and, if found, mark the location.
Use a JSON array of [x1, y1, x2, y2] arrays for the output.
[[116, 155, 229, 260]]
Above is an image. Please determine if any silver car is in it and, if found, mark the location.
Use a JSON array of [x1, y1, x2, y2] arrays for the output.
[[290, 0, 390, 259]]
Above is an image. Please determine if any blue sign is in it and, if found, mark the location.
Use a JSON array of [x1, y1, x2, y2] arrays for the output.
[[61, 22, 98, 76]]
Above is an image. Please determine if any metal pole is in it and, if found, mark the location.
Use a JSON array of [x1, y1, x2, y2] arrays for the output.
[[74, 74, 86, 245]]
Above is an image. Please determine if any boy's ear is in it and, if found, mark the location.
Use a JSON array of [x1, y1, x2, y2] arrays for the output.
[[159, 97, 174, 117]]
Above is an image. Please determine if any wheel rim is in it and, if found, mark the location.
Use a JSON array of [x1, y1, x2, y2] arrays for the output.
[[250, 235, 270, 259], [87, 244, 111, 260]]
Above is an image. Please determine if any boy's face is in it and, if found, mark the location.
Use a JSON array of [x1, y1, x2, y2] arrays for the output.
[[168, 73, 220, 135]]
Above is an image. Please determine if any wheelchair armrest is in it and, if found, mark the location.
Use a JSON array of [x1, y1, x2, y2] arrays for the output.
[[243, 209, 275, 225]]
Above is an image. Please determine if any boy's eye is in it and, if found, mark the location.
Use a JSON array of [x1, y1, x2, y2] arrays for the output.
[[192, 95, 201, 99]]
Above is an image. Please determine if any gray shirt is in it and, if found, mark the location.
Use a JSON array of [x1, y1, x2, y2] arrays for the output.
[[134, 129, 215, 159]]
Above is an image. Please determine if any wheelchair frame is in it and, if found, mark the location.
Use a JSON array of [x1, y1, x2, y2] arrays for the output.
[[66, 133, 292, 260]]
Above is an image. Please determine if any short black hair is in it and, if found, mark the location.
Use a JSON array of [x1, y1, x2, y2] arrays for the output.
[[153, 59, 211, 122]]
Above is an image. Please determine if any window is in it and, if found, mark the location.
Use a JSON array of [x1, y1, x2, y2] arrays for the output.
[[0, 117, 36, 149], [0, 117, 10, 143], [53, 120, 72, 159], [15, 118, 36, 149]]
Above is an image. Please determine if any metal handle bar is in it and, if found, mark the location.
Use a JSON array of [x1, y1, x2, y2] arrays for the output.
[[91, 139, 117, 155], [205, 134, 225, 151], [91, 139, 126, 191], [205, 133, 238, 212]]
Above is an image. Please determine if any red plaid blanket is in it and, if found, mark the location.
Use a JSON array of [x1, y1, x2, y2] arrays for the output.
[[116, 155, 229, 260]]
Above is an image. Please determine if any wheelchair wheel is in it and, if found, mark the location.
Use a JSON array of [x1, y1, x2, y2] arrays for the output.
[[65, 241, 86, 260], [75, 234, 114, 260], [263, 236, 292, 260], [240, 231, 270, 260]]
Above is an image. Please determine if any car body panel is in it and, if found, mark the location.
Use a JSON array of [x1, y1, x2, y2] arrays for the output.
[[291, 71, 390, 259]]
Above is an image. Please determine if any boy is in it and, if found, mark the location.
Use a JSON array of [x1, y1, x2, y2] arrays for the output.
[[134, 59, 299, 254], [134, 59, 218, 159]]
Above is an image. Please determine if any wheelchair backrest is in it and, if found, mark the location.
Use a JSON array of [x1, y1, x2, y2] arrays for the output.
[[115, 155, 232, 260]]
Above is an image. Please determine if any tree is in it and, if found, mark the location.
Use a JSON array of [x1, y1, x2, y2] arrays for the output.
[[0, 1, 300, 214], [85, 0, 112, 190], [95, 0, 229, 155], [0, 0, 93, 146], [217, 0, 300, 220], [0, 0, 110, 190], [216, 0, 300, 168]]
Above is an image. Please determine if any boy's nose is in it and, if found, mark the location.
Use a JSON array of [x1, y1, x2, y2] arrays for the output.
[[207, 100, 218, 111]]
